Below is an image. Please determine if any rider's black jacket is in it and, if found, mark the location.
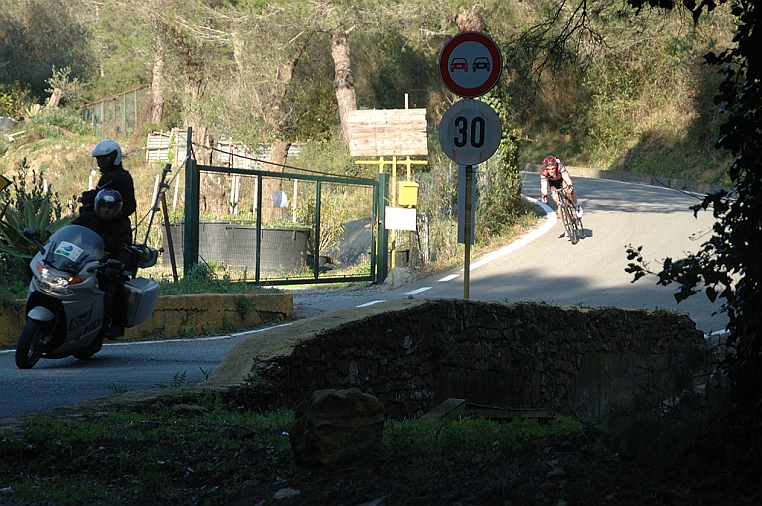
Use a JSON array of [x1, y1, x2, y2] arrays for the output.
[[72, 210, 134, 268]]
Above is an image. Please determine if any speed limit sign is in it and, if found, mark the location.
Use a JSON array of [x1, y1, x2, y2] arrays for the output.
[[438, 99, 502, 165]]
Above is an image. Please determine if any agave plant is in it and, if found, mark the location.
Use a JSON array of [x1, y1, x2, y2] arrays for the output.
[[0, 158, 75, 286], [0, 197, 72, 260]]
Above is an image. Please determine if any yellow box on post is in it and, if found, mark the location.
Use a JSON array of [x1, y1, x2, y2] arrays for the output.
[[398, 181, 419, 206]]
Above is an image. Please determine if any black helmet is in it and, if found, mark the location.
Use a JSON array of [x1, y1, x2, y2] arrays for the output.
[[94, 189, 123, 220], [543, 155, 557, 168]]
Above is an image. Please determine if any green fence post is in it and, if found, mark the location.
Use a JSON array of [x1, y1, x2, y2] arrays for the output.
[[376, 172, 389, 284], [184, 127, 199, 274]]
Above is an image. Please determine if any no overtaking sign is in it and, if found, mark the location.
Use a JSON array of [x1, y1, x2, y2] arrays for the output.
[[439, 31, 502, 98]]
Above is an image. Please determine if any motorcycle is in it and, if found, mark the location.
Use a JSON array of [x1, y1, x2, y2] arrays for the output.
[[15, 225, 160, 369]]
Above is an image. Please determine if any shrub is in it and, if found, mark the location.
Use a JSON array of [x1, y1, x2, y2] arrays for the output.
[[0, 158, 75, 287]]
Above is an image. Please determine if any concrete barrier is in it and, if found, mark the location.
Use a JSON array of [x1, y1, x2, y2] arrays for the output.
[[0, 292, 293, 349]]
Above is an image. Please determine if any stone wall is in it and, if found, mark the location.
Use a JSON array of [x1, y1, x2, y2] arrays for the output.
[[225, 299, 707, 422]]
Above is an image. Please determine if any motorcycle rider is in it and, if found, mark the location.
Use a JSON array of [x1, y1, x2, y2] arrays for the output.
[[73, 189, 134, 340], [80, 139, 136, 230]]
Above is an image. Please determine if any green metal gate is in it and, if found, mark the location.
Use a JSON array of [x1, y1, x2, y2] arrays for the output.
[[180, 128, 389, 285]]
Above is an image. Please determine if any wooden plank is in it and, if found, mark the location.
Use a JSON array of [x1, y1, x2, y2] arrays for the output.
[[347, 108, 428, 157], [420, 398, 467, 420]]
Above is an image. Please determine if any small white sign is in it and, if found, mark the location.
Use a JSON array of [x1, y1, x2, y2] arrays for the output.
[[272, 191, 289, 208], [385, 207, 417, 231], [54, 241, 83, 260]]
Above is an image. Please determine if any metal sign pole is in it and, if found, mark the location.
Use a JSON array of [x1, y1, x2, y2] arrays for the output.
[[464, 165, 473, 299]]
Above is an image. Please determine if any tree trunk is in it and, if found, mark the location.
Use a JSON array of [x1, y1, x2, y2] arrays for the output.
[[265, 34, 311, 131], [331, 28, 357, 144], [200, 172, 228, 216], [257, 36, 309, 222], [47, 88, 62, 108], [151, 33, 165, 125]]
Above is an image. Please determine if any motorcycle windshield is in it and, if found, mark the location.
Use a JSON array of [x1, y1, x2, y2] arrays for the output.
[[44, 225, 106, 274]]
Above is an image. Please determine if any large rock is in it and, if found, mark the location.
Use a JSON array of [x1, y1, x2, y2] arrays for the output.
[[289, 388, 384, 468]]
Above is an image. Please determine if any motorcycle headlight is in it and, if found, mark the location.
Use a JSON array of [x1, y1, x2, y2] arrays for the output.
[[35, 262, 86, 295]]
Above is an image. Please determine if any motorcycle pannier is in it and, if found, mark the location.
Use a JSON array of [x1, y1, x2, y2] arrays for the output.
[[124, 277, 160, 327]]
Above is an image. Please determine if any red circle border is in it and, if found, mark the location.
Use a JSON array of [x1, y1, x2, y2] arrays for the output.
[[439, 32, 503, 98]]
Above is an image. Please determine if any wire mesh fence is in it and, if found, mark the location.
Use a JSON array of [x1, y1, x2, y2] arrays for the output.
[[81, 87, 149, 138]]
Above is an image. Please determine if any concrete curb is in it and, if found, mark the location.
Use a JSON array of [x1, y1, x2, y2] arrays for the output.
[[0, 292, 293, 349]]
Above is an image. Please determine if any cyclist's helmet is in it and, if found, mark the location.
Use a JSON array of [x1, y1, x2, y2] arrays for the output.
[[544, 155, 557, 168], [94, 189, 123, 220]]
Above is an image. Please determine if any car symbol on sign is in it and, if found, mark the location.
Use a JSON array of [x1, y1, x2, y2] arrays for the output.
[[450, 57, 468, 72], [472, 57, 491, 71]]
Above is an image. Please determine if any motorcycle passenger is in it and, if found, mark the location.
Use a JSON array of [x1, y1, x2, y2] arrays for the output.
[[540, 155, 584, 219], [80, 139, 136, 232], [73, 189, 134, 340]]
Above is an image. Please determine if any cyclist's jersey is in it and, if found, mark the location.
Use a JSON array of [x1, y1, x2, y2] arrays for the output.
[[540, 161, 568, 182]]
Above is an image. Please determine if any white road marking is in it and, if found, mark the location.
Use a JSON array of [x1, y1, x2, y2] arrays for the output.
[[357, 300, 386, 307], [439, 274, 459, 282], [465, 200, 556, 272], [405, 287, 431, 295], [104, 322, 295, 346]]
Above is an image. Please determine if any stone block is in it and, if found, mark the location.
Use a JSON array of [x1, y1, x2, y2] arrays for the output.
[[289, 388, 385, 468]]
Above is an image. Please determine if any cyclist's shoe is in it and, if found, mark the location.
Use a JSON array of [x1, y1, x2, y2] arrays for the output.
[[559, 231, 568, 238], [576, 205, 584, 218]]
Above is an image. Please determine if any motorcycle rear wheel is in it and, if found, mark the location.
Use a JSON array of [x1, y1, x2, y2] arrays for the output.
[[15, 319, 51, 369]]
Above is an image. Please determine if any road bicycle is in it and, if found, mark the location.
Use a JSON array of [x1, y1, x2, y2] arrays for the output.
[[553, 187, 584, 244]]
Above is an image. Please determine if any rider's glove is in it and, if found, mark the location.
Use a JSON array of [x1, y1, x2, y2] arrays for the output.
[[541, 195, 548, 204], [79, 189, 97, 212]]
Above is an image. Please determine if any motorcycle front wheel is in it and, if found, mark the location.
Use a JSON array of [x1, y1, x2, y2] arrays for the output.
[[15, 319, 52, 369]]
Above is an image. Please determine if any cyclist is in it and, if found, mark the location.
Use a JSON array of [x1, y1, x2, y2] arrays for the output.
[[540, 155, 583, 218]]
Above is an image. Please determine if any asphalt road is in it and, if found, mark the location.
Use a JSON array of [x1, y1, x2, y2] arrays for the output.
[[0, 173, 728, 419], [293, 173, 728, 334]]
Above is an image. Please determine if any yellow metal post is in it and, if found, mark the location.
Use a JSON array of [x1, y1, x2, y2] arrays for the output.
[[354, 156, 427, 272]]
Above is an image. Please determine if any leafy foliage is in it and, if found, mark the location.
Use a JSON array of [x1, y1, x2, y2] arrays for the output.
[[0, 82, 34, 118], [0, 158, 75, 287], [476, 87, 528, 241], [45, 66, 86, 108], [0, 0, 95, 99], [624, 0, 760, 493]]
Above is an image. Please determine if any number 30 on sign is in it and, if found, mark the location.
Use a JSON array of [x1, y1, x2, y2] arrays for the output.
[[439, 99, 502, 166]]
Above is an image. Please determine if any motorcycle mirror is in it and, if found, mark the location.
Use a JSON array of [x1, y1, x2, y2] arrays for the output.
[[23, 228, 45, 254]]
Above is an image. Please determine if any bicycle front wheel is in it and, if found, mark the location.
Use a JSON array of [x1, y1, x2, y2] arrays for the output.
[[559, 201, 578, 244]]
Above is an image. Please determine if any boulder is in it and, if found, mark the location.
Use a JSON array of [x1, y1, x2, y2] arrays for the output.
[[289, 388, 384, 468]]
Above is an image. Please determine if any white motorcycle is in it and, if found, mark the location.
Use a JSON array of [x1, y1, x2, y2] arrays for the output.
[[15, 225, 160, 369]]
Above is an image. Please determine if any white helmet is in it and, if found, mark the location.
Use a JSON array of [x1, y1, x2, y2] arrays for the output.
[[92, 139, 122, 165]]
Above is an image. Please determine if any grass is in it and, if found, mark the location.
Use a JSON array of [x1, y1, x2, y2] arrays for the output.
[[3, 384, 743, 505], [0, 388, 598, 505]]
